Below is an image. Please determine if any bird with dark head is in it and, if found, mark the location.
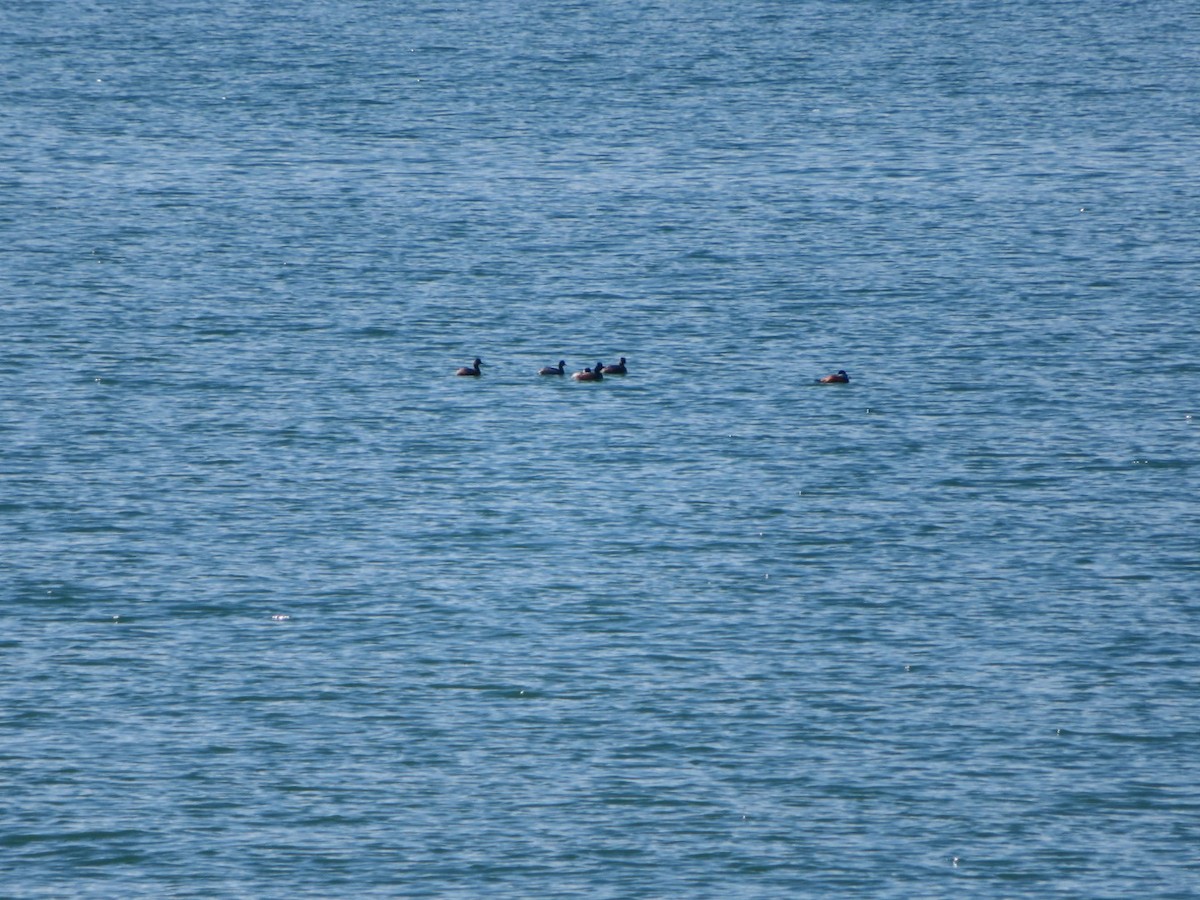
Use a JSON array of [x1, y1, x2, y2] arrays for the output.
[[601, 357, 627, 375], [539, 360, 566, 376], [456, 358, 484, 376], [818, 370, 849, 384]]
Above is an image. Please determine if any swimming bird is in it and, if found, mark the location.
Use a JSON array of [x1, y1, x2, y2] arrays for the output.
[[818, 370, 849, 383], [601, 357, 627, 375], [539, 360, 566, 376], [456, 358, 484, 376], [572, 362, 604, 382]]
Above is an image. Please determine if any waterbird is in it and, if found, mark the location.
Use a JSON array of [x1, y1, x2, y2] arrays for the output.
[[818, 369, 849, 383], [572, 363, 604, 382], [456, 358, 484, 376], [538, 360, 566, 376], [601, 357, 627, 375]]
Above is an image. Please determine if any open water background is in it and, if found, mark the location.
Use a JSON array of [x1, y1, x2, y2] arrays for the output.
[[2, 1, 1199, 896]]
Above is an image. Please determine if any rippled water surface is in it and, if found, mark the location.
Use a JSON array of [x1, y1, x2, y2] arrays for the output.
[[3, 1, 1199, 896]]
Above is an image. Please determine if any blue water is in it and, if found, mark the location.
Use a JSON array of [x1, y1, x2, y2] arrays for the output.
[[3, 1, 1199, 896]]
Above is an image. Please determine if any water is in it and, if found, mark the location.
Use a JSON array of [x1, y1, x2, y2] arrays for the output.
[[2, 1, 1198, 896]]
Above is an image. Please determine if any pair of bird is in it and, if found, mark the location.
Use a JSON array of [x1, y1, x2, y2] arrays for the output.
[[455, 358, 628, 379], [542, 357, 627, 381]]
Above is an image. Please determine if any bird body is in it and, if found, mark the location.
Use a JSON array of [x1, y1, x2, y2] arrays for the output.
[[573, 363, 604, 382]]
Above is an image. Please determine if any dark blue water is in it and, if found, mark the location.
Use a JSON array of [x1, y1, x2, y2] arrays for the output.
[[3, 1, 1199, 896]]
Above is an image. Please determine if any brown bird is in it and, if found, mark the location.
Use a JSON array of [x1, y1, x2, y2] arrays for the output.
[[572, 362, 605, 382]]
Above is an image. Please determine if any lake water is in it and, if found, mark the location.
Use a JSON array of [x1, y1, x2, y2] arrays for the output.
[[2, 1, 1198, 896]]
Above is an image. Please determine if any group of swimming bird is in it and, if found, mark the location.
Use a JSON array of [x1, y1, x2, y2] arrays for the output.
[[455, 357, 629, 380], [456, 358, 849, 383]]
